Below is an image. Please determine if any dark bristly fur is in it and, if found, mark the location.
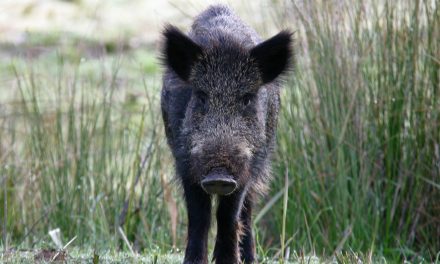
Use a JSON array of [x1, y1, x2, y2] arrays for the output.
[[161, 4, 293, 264]]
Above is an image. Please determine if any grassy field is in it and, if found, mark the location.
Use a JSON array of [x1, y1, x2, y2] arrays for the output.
[[2, 248, 401, 264], [0, 0, 439, 263]]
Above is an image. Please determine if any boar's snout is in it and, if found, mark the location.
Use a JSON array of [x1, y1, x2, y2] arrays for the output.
[[201, 167, 237, 195]]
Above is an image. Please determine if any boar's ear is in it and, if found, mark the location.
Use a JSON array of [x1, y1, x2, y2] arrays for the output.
[[162, 25, 203, 81], [250, 31, 293, 84]]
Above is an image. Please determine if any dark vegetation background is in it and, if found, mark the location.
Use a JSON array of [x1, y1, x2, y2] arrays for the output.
[[0, 0, 439, 262]]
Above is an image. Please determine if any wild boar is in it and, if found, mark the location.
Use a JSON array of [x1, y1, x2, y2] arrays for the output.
[[161, 4, 293, 264]]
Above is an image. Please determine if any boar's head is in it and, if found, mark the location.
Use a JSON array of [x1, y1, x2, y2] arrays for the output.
[[162, 26, 292, 195]]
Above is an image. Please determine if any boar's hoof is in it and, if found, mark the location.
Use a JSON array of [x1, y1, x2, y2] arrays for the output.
[[201, 168, 237, 195]]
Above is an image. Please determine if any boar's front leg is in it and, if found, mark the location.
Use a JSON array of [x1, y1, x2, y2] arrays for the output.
[[183, 181, 212, 264], [213, 189, 247, 264], [239, 193, 256, 263]]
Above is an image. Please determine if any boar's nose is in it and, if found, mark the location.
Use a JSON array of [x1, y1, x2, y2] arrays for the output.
[[201, 167, 237, 195]]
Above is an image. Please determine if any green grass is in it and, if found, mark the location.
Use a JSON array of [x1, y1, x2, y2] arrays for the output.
[[0, 0, 439, 263], [268, 0, 439, 261], [2, 248, 412, 264]]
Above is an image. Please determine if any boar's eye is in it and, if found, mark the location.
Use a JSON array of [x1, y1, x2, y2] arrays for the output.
[[195, 90, 208, 106], [241, 93, 255, 107]]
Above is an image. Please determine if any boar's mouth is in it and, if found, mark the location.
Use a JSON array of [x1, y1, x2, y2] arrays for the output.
[[201, 167, 237, 195]]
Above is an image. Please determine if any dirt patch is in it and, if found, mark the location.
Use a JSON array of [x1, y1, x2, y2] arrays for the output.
[[34, 249, 68, 262]]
